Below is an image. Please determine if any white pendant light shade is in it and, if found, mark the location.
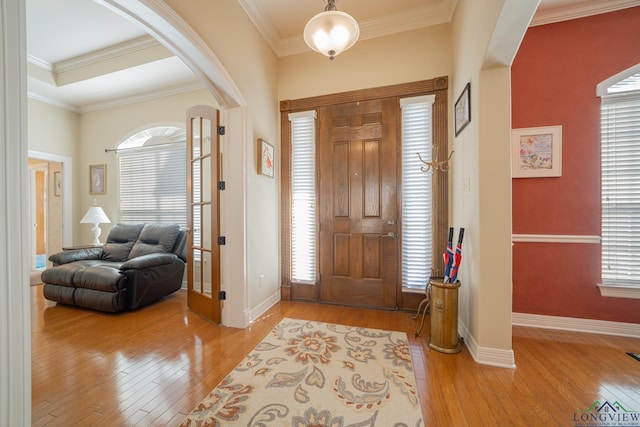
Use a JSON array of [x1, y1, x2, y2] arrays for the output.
[[304, 9, 359, 61]]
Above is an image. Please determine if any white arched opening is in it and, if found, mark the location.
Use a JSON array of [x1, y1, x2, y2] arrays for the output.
[[98, 0, 250, 329], [2, 0, 250, 423]]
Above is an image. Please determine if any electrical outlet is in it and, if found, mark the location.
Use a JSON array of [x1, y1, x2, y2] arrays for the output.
[[259, 274, 265, 286], [463, 178, 470, 193]]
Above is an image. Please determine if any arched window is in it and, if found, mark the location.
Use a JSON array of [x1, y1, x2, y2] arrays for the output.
[[598, 66, 640, 290], [117, 126, 187, 227]]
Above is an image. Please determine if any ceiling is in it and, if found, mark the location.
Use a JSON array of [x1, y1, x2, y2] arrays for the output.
[[26, 0, 640, 113]]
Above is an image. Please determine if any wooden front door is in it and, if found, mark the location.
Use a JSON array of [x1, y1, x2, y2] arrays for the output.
[[186, 105, 222, 323], [318, 98, 398, 309]]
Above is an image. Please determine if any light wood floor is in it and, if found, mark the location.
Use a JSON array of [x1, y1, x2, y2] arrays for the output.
[[31, 285, 640, 426]]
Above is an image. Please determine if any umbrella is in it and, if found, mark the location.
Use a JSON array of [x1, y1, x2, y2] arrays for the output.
[[443, 227, 454, 283], [449, 228, 465, 283]]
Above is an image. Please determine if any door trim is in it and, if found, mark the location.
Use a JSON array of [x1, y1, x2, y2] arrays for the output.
[[280, 77, 449, 311], [28, 151, 72, 248]]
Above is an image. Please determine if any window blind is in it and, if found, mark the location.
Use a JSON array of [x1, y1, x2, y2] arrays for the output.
[[601, 87, 640, 286], [119, 144, 187, 228], [400, 95, 435, 291], [289, 111, 317, 284]]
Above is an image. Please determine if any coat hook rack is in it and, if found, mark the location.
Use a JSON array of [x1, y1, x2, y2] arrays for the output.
[[417, 146, 454, 173]]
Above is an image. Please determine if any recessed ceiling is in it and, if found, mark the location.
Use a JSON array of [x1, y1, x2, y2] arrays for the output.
[[25, 0, 639, 112]]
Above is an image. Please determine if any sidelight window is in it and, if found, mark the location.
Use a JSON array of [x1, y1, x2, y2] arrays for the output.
[[400, 95, 435, 291], [289, 111, 317, 284]]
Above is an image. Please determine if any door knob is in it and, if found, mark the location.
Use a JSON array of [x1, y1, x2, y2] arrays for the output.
[[382, 232, 397, 238]]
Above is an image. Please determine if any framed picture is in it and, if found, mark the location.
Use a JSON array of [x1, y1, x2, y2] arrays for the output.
[[53, 171, 62, 196], [258, 138, 274, 178], [89, 164, 106, 194], [454, 82, 471, 136], [511, 125, 562, 178]]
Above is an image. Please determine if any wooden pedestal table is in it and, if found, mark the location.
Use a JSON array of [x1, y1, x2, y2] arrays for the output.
[[428, 278, 461, 354]]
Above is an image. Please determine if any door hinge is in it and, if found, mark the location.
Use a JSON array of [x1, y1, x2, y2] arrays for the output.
[[218, 180, 226, 190], [217, 125, 225, 135], [218, 236, 226, 245], [218, 291, 226, 300]]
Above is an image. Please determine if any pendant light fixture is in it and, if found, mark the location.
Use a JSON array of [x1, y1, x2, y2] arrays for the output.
[[303, 0, 359, 61]]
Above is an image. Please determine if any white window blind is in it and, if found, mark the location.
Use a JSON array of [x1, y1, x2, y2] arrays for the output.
[[289, 111, 317, 284], [400, 95, 435, 291], [601, 75, 640, 286], [118, 127, 187, 228]]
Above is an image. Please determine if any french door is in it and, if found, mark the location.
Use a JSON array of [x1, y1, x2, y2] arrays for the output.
[[186, 105, 221, 323]]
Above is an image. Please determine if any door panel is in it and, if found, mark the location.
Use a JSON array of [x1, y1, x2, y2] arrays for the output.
[[186, 105, 221, 323], [318, 98, 398, 309]]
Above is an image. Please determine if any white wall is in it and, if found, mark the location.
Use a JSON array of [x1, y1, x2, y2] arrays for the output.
[[1, 0, 31, 423]]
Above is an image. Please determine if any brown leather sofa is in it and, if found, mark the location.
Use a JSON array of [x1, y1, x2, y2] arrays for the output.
[[42, 223, 186, 312]]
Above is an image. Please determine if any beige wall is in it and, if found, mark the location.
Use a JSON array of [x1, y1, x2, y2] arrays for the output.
[[28, 99, 79, 157], [75, 0, 281, 324], [451, 0, 537, 359], [162, 0, 280, 318], [77, 89, 217, 244], [278, 25, 452, 100]]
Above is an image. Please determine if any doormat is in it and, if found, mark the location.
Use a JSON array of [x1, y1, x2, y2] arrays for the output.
[[626, 352, 640, 362]]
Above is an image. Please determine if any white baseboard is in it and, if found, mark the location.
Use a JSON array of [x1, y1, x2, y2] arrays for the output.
[[248, 291, 281, 325], [458, 321, 516, 369], [512, 312, 640, 338]]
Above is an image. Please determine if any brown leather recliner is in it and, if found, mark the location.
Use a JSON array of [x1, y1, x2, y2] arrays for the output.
[[42, 223, 186, 313]]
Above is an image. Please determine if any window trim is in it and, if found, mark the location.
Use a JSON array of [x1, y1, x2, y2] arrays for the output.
[[597, 66, 640, 299]]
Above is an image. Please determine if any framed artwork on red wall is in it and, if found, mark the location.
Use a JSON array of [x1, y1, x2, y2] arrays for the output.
[[511, 125, 562, 178]]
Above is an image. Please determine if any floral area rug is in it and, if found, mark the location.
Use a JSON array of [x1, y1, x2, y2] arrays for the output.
[[180, 318, 423, 426]]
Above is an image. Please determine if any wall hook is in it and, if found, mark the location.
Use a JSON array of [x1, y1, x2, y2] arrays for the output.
[[417, 146, 454, 173]]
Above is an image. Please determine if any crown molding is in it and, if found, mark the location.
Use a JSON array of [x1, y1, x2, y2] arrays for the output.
[[79, 81, 204, 113], [531, 0, 639, 26], [54, 35, 160, 73], [27, 90, 80, 113], [27, 54, 52, 71], [28, 81, 204, 114], [241, 0, 457, 57], [238, 0, 281, 55]]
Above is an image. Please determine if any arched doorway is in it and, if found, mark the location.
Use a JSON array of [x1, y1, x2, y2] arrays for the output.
[[1, 0, 250, 423]]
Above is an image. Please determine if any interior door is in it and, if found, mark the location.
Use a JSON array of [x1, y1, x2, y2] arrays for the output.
[[186, 105, 222, 323], [29, 165, 47, 270], [318, 98, 398, 308]]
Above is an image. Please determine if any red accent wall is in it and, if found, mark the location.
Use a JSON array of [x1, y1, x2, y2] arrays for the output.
[[511, 7, 640, 322]]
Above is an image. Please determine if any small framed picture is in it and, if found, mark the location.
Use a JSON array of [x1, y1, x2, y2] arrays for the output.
[[258, 138, 274, 178], [454, 82, 471, 137], [511, 125, 562, 178], [89, 164, 106, 194], [53, 171, 62, 196]]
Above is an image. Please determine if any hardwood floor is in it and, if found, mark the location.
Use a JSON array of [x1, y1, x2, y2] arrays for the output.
[[31, 285, 640, 426]]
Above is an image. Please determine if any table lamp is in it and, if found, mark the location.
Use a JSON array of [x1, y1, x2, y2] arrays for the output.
[[80, 206, 111, 245]]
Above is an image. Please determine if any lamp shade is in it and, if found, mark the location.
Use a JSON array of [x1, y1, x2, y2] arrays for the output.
[[80, 206, 110, 224], [304, 10, 359, 60]]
